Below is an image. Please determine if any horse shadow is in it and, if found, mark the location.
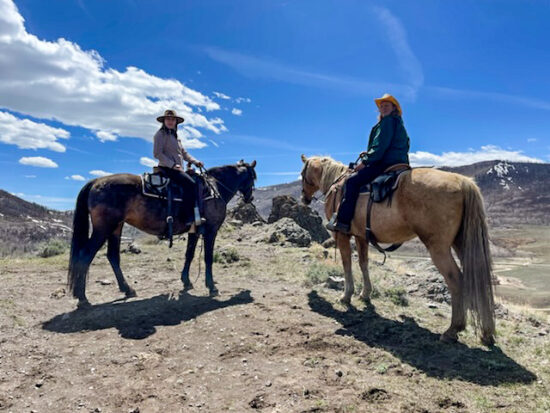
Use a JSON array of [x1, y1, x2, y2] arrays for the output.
[[307, 290, 536, 386], [43, 290, 253, 340]]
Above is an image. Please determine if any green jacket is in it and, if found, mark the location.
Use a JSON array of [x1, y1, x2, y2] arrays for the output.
[[362, 115, 410, 166]]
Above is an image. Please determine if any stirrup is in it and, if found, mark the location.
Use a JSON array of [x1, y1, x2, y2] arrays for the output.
[[194, 206, 206, 226]]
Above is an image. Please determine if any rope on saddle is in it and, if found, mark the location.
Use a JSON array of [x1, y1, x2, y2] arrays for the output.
[[366, 196, 402, 265]]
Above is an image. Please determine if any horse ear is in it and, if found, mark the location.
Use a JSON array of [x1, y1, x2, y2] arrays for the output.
[[301, 154, 307, 163], [238, 159, 244, 166], [250, 160, 256, 168]]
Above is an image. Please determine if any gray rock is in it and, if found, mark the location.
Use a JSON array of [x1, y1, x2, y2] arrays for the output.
[[128, 243, 141, 254], [267, 218, 311, 247], [322, 238, 336, 249], [268, 195, 330, 243], [229, 201, 265, 224], [324, 276, 345, 290]]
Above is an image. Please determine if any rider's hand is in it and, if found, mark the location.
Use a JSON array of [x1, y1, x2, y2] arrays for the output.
[[354, 162, 365, 172], [359, 151, 367, 158], [174, 164, 183, 171], [195, 161, 204, 168]]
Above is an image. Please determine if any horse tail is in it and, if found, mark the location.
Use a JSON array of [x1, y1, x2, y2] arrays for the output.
[[458, 178, 495, 344], [68, 180, 94, 295]]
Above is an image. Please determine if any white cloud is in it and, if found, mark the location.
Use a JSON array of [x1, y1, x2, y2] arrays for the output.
[[140, 156, 157, 167], [235, 97, 251, 104], [0, 0, 227, 149], [90, 169, 112, 177], [19, 156, 58, 168], [208, 139, 219, 148], [410, 145, 543, 167], [24, 175, 36, 178], [372, 6, 423, 95], [213, 91, 231, 100], [0, 111, 69, 152], [65, 174, 85, 181], [527, 138, 537, 143], [95, 130, 117, 142], [231, 108, 243, 116]]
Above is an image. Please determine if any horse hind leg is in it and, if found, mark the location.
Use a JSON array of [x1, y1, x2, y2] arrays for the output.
[[107, 223, 136, 298], [355, 236, 372, 304], [73, 230, 109, 309], [428, 245, 466, 343]]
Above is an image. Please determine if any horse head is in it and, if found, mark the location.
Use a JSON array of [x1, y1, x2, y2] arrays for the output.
[[300, 154, 319, 205], [236, 159, 257, 203]]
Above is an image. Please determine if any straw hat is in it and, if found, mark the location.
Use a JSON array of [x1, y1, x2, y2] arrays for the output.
[[374, 94, 402, 116], [156, 109, 184, 124]]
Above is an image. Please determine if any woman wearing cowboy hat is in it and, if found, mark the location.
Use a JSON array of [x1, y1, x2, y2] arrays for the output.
[[327, 94, 410, 234], [153, 109, 205, 226]]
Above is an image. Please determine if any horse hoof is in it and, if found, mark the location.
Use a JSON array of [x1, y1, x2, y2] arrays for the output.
[[481, 334, 495, 347], [183, 283, 194, 291], [209, 288, 219, 297], [439, 333, 458, 344], [359, 294, 371, 304], [77, 300, 92, 310], [339, 296, 351, 306], [125, 289, 137, 298]]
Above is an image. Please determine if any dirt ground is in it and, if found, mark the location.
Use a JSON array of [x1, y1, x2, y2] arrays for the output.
[[0, 224, 549, 412]]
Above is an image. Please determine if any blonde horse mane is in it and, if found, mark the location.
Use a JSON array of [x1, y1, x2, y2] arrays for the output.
[[306, 156, 349, 193]]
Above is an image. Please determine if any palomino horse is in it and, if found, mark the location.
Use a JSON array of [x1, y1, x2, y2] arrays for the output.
[[68, 160, 257, 309], [300, 155, 495, 346]]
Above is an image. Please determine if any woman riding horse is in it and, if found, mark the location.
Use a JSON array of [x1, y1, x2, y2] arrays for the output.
[[153, 109, 205, 227], [327, 94, 410, 234]]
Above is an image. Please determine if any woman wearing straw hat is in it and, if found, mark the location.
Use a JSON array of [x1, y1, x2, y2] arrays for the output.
[[327, 94, 410, 234], [153, 109, 205, 226]]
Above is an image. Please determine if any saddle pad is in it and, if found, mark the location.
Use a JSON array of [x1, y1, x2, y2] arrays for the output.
[[359, 168, 409, 202], [141, 173, 184, 202]]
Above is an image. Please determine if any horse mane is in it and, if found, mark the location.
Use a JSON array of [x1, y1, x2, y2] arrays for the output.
[[306, 156, 348, 193]]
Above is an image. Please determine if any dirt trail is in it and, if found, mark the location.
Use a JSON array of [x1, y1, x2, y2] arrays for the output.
[[0, 228, 547, 412]]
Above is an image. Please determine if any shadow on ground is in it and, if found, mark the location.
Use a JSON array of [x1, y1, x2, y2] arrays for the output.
[[43, 290, 253, 339], [307, 290, 536, 386]]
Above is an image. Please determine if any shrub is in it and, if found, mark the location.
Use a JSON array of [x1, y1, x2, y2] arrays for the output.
[[384, 286, 408, 306], [39, 239, 68, 258], [304, 262, 344, 286], [214, 247, 240, 264]]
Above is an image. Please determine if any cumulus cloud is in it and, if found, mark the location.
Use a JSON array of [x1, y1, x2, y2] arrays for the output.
[[65, 174, 85, 181], [410, 145, 543, 167], [19, 156, 58, 168], [140, 156, 157, 167], [213, 91, 231, 100], [231, 108, 243, 116], [0, 111, 69, 152], [89, 169, 112, 177], [0, 0, 227, 149]]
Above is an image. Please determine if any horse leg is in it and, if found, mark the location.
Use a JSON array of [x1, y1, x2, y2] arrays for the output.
[[107, 223, 136, 298], [74, 230, 109, 309], [355, 236, 372, 304], [428, 245, 466, 343], [203, 229, 219, 297], [337, 233, 354, 305], [181, 233, 199, 290]]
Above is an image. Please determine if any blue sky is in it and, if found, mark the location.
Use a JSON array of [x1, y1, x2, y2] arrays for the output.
[[1, 0, 549, 210]]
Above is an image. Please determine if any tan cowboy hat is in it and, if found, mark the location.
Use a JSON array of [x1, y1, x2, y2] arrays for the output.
[[374, 94, 402, 116], [156, 109, 184, 124]]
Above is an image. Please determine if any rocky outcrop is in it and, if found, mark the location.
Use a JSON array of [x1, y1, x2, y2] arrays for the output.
[[229, 201, 265, 224], [267, 195, 330, 243], [268, 218, 311, 247]]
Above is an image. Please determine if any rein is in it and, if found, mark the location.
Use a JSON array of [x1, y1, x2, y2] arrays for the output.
[[199, 166, 252, 204]]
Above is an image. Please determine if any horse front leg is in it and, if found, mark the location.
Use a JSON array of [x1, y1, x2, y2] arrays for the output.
[[355, 236, 372, 304], [337, 233, 354, 305], [203, 229, 219, 297], [181, 233, 199, 290]]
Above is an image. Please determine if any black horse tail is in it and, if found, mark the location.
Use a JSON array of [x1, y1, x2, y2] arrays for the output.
[[67, 180, 94, 296]]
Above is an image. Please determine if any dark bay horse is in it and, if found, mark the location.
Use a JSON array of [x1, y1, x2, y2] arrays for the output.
[[68, 160, 257, 309]]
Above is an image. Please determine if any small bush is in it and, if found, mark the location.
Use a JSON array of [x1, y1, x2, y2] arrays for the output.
[[39, 239, 68, 258], [384, 286, 408, 306], [305, 262, 344, 286], [214, 247, 240, 264]]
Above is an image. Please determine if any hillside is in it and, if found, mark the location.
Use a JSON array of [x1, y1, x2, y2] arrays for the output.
[[0, 190, 72, 256]]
